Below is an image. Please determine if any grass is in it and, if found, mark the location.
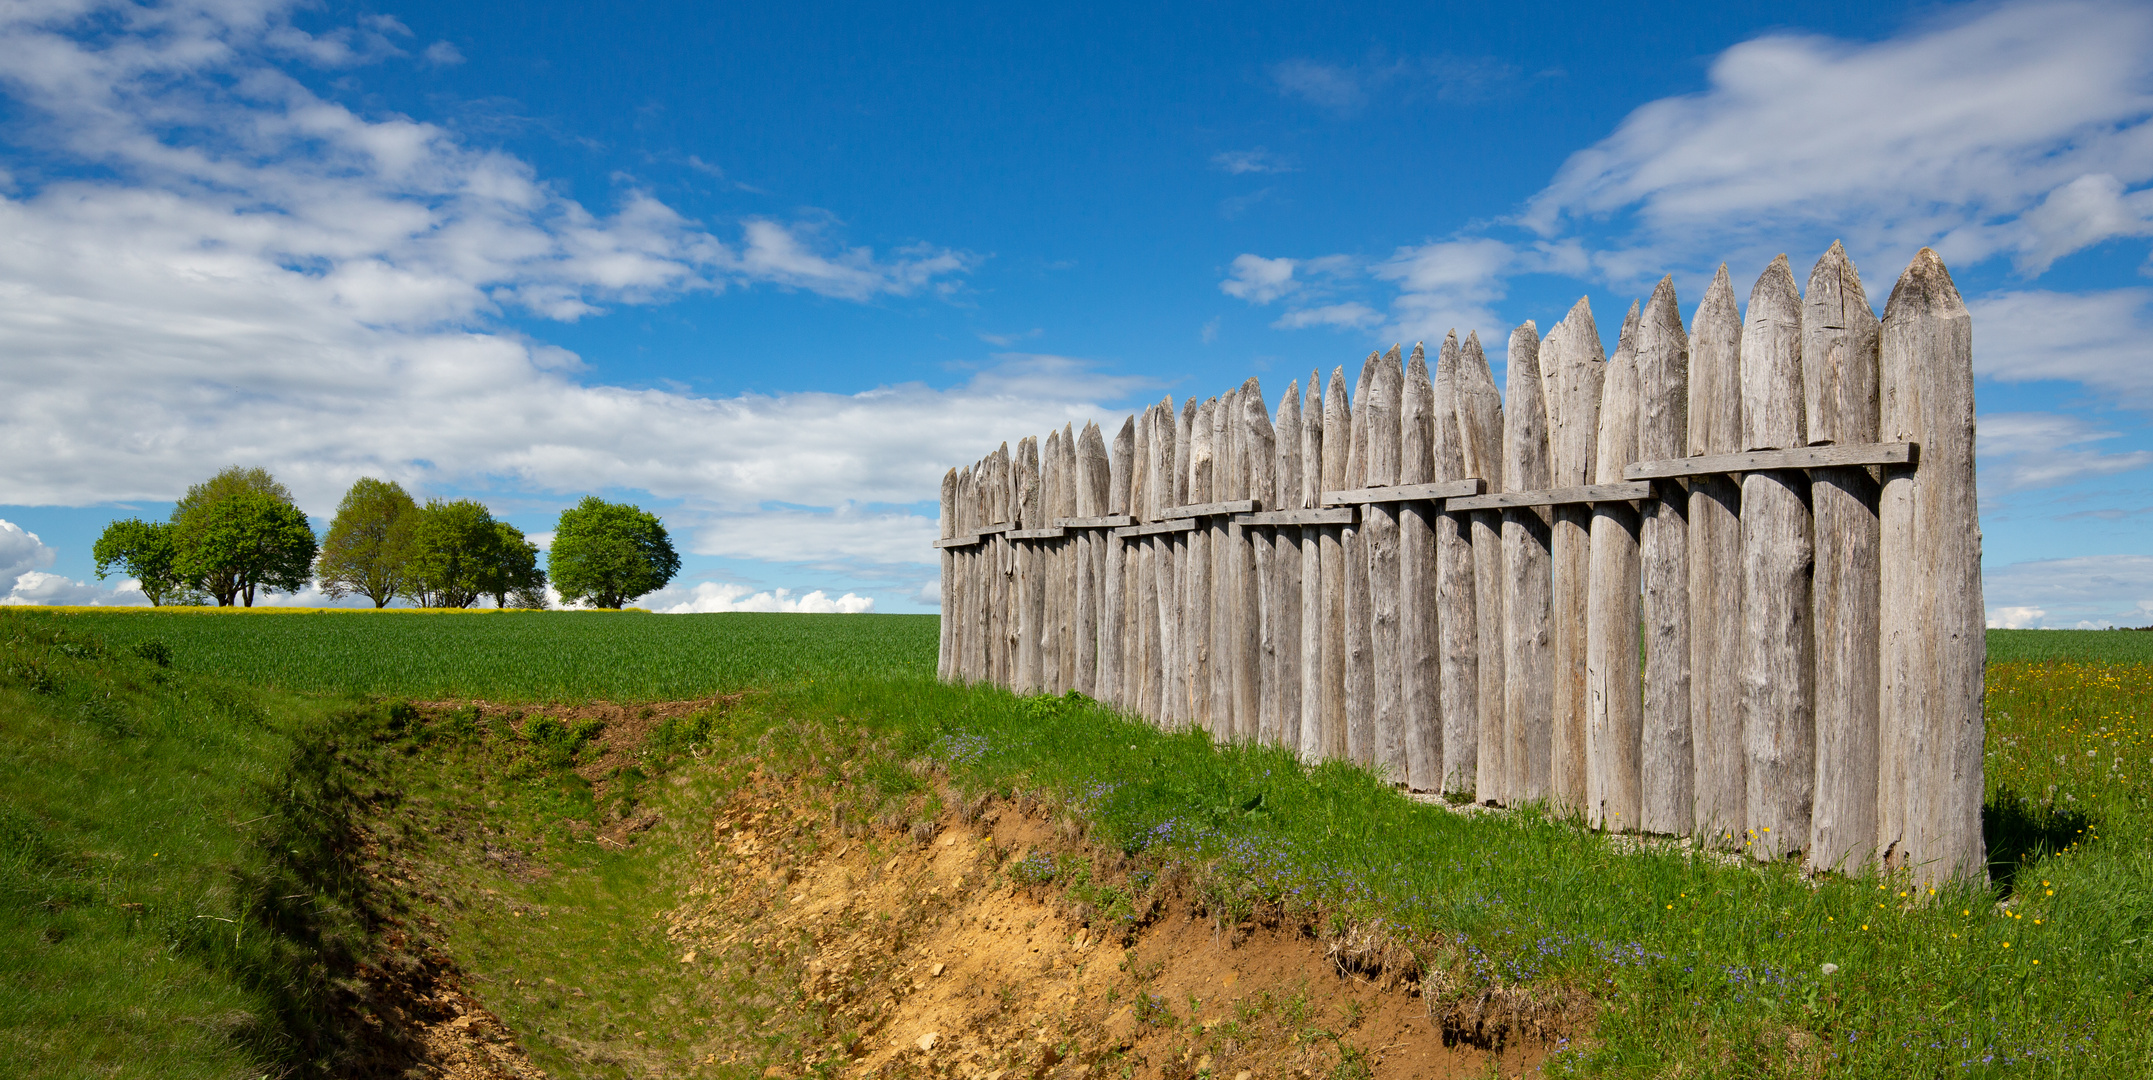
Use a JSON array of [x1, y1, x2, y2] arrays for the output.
[[21, 607, 936, 701], [1986, 628, 2153, 664], [7, 607, 2151, 1078]]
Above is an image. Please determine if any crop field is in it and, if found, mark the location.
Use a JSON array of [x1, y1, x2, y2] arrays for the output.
[[21, 607, 937, 700], [6, 607, 2152, 1078]]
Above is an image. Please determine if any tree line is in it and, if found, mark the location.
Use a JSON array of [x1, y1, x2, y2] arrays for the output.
[[92, 467, 680, 609]]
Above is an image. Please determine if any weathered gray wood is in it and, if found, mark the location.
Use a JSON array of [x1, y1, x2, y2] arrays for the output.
[[973, 522, 1014, 536], [1689, 265, 1746, 845], [1058, 515, 1135, 529], [1101, 418, 1134, 706], [1060, 423, 1080, 695], [1739, 255, 1814, 863], [1126, 414, 1151, 712], [1367, 349, 1406, 776], [1160, 499, 1264, 519], [1075, 422, 1108, 697], [1186, 398, 1216, 731], [1320, 479, 1484, 506], [990, 446, 1012, 685], [1879, 247, 1984, 887], [1043, 429, 1065, 694], [932, 535, 982, 549], [1454, 332, 1507, 805], [1211, 395, 1236, 739], [1446, 483, 1652, 511], [1241, 380, 1277, 745], [1015, 439, 1043, 692], [939, 467, 957, 681], [1803, 242, 1883, 874], [1636, 278, 1694, 837], [1344, 355, 1377, 765], [962, 463, 983, 682], [1502, 322, 1554, 804], [1006, 527, 1067, 541], [1625, 443, 1913, 479], [1137, 417, 1163, 718], [1322, 366, 1352, 762], [1110, 518, 1199, 538], [1400, 343, 1442, 790], [1273, 382, 1304, 751], [1300, 373, 1327, 761], [1587, 301, 1644, 832], [1238, 508, 1356, 526], [1542, 298, 1605, 816], [1430, 336, 1479, 794], [1158, 399, 1186, 727]]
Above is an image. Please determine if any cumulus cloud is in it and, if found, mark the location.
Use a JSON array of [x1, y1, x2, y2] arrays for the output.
[[0, 519, 147, 605], [1272, 302, 1381, 331], [1518, 1, 2153, 277], [1985, 554, 2153, 628], [1970, 289, 2153, 405], [1976, 412, 2153, 492], [658, 583, 874, 614], [1219, 254, 1302, 303], [1371, 238, 1516, 343]]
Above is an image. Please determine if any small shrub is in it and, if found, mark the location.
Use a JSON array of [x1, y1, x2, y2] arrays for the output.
[[524, 714, 604, 768], [129, 638, 173, 667]]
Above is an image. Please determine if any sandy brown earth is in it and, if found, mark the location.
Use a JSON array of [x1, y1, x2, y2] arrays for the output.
[[663, 769, 1588, 1080]]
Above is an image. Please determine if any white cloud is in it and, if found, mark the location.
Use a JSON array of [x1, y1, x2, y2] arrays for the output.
[[1272, 302, 1381, 331], [1271, 60, 1365, 111], [1518, 1, 2153, 277], [0, 522, 146, 605], [1371, 237, 1516, 343], [1976, 412, 2153, 492], [1985, 554, 2153, 628], [657, 583, 874, 614], [423, 41, 463, 66], [1212, 149, 1294, 175], [0, 520, 58, 595], [1220, 254, 1301, 303], [1970, 288, 2153, 404]]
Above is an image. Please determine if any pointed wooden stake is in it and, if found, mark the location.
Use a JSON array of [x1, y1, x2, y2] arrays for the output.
[[1502, 321, 1555, 805], [1587, 301, 1644, 832], [1689, 265, 1746, 843], [1402, 343, 1444, 789], [1431, 335, 1480, 794], [1544, 298, 1606, 814], [1637, 277, 1694, 837]]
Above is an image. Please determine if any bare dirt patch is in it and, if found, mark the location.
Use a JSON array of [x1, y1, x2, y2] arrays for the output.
[[665, 770, 1588, 1080]]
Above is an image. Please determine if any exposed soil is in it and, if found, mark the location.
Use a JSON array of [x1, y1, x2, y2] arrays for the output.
[[665, 768, 1591, 1080]]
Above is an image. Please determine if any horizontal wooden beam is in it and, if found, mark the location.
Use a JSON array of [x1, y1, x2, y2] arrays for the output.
[[1159, 498, 1262, 519], [1234, 507, 1358, 527], [1320, 478, 1486, 506], [1005, 526, 1066, 541], [1055, 514, 1135, 529], [1448, 481, 1653, 512], [932, 535, 981, 549], [1111, 519, 1200, 539], [1624, 441, 1918, 480], [975, 522, 1013, 536]]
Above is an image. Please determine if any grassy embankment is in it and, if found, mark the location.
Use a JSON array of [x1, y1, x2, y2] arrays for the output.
[[6, 608, 2151, 1078]]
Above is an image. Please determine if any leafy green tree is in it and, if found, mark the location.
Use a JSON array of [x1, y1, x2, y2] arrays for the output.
[[316, 478, 418, 607], [173, 466, 293, 525], [484, 521, 548, 609], [548, 497, 679, 609], [90, 519, 192, 606], [405, 499, 503, 609], [173, 491, 318, 606]]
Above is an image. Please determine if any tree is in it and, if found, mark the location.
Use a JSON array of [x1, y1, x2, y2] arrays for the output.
[[173, 491, 318, 606], [91, 518, 191, 606], [405, 499, 503, 609], [484, 521, 548, 609], [317, 478, 418, 607], [549, 497, 679, 609]]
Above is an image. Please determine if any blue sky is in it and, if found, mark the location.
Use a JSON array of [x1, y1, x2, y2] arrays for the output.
[[1, 0, 2150, 625]]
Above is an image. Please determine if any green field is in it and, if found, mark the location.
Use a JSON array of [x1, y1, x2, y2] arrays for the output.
[[6, 608, 2152, 1078]]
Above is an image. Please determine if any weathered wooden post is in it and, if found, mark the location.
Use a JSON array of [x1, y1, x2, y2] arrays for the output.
[[1125, 414, 1150, 714], [1545, 300, 1606, 814], [989, 447, 1011, 685], [1804, 242, 1883, 873], [1689, 268, 1745, 843], [1300, 375, 1327, 760], [1186, 398, 1216, 731], [1502, 324, 1554, 803], [1136, 415, 1162, 718], [1273, 383, 1305, 750], [1587, 303, 1644, 831], [1400, 343, 1442, 789], [1455, 333, 1506, 804], [1211, 396, 1238, 736], [1344, 355, 1378, 765], [1430, 336, 1479, 794], [1636, 279, 1693, 837], [1158, 399, 1186, 727], [1102, 419, 1133, 704], [939, 467, 957, 680], [1321, 368, 1351, 761], [1240, 380, 1274, 744], [1740, 256, 1814, 863], [1365, 349, 1405, 774], [1059, 423, 1081, 694], [1879, 248, 1984, 886]]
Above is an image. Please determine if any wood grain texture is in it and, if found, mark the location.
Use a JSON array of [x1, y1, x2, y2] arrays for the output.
[[1301, 374, 1327, 761], [1042, 429, 1064, 694], [1238, 509, 1356, 526], [1689, 266, 1746, 844], [1321, 367, 1351, 762], [1075, 421, 1109, 697], [1128, 415, 1151, 713], [1502, 322, 1555, 805], [1101, 419, 1132, 705], [1060, 423, 1080, 695], [1210, 398, 1235, 737], [1273, 382, 1305, 751], [1879, 248, 1985, 886], [1431, 335, 1479, 794], [939, 467, 956, 681], [1137, 417, 1162, 718], [1401, 342, 1443, 790], [1586, 302, 1644, 832], [1445, 483, 1651, 511], [1188, 398, 1216, 732], [1320, 480, 1484, 505], [1803, 242, 1883, 874], [1367, 351, 1406, 776], [1345, 355, 1377, 766], [1739, 256, 1814, 863], [1543, 299, 1606, 814], [1017, 437, 1044, 693], [1160, 400, 1188, 727], [1636, 278, 1694, 837], [1626, 443, 1912, 479], [1111, 519, 1199, 538], [1241, 379, 1276, 744], [1455, 333, 1508, 806]]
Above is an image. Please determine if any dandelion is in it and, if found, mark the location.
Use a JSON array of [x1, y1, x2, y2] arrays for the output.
[[2002, 942, 2011, 949]]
